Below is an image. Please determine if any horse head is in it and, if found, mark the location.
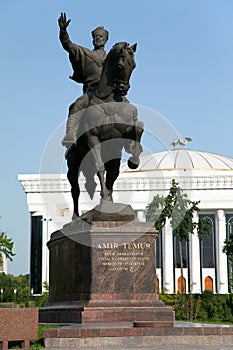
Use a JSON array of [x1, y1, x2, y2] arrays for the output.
[[96, 42, 137, 99]]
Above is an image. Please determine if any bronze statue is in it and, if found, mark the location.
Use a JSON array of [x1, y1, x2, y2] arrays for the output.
[[58, 13, 109, 147], [58, 14, 144, 219]]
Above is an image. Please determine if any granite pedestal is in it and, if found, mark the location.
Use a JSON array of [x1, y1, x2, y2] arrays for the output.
[[40, 220, 174, 327]]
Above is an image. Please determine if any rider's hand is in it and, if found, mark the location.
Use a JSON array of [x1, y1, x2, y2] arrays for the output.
[[58, 12, 71, 30]]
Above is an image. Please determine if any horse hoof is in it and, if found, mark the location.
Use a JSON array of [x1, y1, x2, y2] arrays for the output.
[[128, 156, 139, 169], [72, 213, 79, 221]]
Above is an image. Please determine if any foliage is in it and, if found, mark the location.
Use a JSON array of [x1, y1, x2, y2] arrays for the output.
[[146, 180, 179, 230], [0, 231, 15, 268], [33, 281, 49, 308], [161, 292, 233, 323], [223, 233, 233, 263], [0, 273, 30, 305], [145, 194, 165, 223], [0, 273, 48, 307], [147, 179, 211, 294], [146, 179, 211, 240], [223, 233, 233, 290]]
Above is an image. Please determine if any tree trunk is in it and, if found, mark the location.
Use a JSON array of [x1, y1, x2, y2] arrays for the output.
[[179, 240, 184, 294]]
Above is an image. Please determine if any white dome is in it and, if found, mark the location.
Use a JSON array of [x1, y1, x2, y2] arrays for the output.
[[122, 149, 233, 173]]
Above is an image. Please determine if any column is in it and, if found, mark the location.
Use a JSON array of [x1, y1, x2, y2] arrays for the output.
[[190, 212, 201, 293], [163, 218, 174, 293], [216, 210, 228, 294], [137, 210, 146, 222], [42, 218, 52, 290]]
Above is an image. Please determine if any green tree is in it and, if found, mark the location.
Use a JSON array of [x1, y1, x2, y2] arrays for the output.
[[0, 231, 15, 268], [223, 233, 233, 263], [146, 179, 211, 294], [223, 233, 233, 290], [0, 273, 30, 305]]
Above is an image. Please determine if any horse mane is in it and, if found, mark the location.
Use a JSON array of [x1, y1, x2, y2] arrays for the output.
[[96, 42, 130, 99]]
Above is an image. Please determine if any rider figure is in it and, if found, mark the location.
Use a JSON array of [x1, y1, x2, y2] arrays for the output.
[[58, 13, 109, 148]]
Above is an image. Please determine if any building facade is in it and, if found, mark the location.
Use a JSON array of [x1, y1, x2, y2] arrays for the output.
[[18, 148, 233, 294], [0, 254, 8, 274]]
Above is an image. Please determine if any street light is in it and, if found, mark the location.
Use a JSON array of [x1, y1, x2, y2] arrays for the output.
[[30, 288, 34, 301], [0, 288, 3, 304], [13, 288, 17, 307]]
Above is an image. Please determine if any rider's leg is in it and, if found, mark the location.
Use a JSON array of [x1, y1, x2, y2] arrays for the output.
[[62, 94, 89, 147]]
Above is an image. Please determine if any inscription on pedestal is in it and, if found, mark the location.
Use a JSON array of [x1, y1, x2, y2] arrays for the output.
[[97, 242, 151, 272], [91, 233, 156, 294]]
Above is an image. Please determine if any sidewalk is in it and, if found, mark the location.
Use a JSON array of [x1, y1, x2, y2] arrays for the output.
[[45, 346, 233, 350]]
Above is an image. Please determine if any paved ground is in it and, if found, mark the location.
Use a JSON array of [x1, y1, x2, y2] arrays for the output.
[[46, 346, 233, 350], [175, 321, 233, 328]]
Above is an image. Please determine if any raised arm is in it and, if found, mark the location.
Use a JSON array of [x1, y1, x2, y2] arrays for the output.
[[58, 12, 71, 30], [58, 12, 73, 51]]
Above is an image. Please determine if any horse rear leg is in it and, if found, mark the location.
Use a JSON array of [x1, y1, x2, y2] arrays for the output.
[[87, 135, 111, 200], [105, 158, 121, 199]]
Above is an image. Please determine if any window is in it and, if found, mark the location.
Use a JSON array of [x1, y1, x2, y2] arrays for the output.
[[199, 214, 215, 268], [174, 238, 188, 268], [156, 233, 162, 268], [177, 276, 186, 293], [156, 277, 160, 293], [226, 214, 233, 293], [204, 276, 213, 292]]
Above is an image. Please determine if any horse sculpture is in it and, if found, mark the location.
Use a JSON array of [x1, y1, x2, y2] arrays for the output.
[[66, 42, 144, 218]]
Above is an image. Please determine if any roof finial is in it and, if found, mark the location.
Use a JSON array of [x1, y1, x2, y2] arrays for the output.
[[171, 137, 192, 148]]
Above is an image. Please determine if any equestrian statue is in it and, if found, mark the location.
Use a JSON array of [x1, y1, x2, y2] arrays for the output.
[[59, 13, 144, 219]]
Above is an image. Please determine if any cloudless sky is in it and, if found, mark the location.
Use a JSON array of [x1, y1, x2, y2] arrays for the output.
[[1, 0, 233, 275]]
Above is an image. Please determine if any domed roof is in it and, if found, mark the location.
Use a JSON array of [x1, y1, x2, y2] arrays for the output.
[[121, 149, 233, 173]]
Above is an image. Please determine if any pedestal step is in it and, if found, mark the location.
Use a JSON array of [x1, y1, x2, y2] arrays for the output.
[[82, 306, 174, 325], [40, 306, 174, 325], [43, 324, 233, 349]]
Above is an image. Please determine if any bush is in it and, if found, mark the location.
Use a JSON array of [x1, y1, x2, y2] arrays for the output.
[[160, 292, 233, 323]]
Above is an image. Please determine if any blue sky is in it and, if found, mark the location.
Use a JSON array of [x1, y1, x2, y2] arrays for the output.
[[1, 0, 233, 275]]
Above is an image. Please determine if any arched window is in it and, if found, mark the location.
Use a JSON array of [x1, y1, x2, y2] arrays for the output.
[[199, 215, 216, 268], [177, 276, 186, 293], [204, 276, 213, 292], [156, 277, 160, 293]]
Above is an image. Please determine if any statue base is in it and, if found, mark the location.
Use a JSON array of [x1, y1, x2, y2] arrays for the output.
[[40, 219, 174, 327], [80, 201, 137, 223]]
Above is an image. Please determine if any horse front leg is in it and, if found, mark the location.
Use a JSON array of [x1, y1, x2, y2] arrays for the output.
[[127, 120, 144, 169], [67, 149, 81, 219], [87, 135, 111, 200]]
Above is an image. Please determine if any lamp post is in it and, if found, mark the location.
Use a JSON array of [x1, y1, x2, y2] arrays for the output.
[[31, 287, 34, 299], [13, 288, 17, 308], [0, 288, 3, 304]]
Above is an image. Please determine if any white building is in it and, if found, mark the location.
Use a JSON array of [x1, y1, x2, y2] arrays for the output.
[[18, 148, 233, 294], [0, 254, 8, 274]]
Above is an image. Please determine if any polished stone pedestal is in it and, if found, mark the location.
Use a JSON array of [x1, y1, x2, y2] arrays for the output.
[[40, 220, 174, 327]]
